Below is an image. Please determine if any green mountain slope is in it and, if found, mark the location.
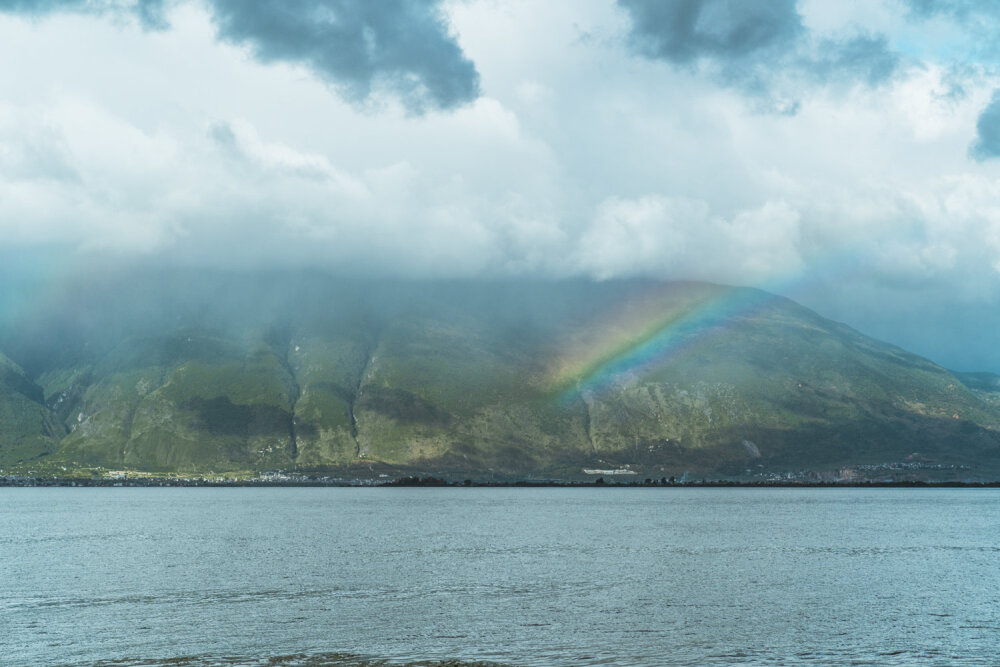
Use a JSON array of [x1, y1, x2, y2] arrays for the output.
[[2, 275, 999, 479], [0, 353, 62, 463]]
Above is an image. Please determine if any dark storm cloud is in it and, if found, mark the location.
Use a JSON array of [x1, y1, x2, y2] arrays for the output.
[[0, 0, 479, 112], [618, 0, 803, 64], [617, 0, 900, 105], [0, 0, 168, 28], [971, 90, 1000, 160], [206, 0, 480, 112], [133, 0, 167, 29], [810, 34, 899, 87]]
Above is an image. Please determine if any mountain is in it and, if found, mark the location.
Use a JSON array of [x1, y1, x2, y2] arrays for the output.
[[2, 272, 999, 480]]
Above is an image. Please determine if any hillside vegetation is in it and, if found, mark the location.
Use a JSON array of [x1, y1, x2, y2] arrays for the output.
[[2, 273, 999, 479]]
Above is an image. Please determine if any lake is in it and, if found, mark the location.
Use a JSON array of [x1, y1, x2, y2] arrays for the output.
[[2, 488, 999, 666]]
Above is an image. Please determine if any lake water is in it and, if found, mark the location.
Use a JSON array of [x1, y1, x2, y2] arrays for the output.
[[2, 488, 999, 666]]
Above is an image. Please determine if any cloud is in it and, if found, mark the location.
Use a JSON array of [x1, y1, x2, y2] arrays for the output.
[[133, 0, 167, 29], [573, 196, 803, 284], [903, 0, 992, 21], [618, 0, 803, 64], [5, 0, 1000, 371], [971, 89, 1000, 159], [0, 0, 168, 28], [0, 0, 480, 112], [900, 0, 1000, 64], [0, 91, 563, 274], [206, 0, 480, 113], [811, 33, 899, 87], [616, 0, 901, 109]]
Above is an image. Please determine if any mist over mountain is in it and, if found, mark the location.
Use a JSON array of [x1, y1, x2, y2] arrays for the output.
[[5, 2, 1000, 377], [2, 269, 998, 480]]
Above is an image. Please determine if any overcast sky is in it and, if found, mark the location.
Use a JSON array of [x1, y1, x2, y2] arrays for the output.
[[2, 0, 1000, 370]]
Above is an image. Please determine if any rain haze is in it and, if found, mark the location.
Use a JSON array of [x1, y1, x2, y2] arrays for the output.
[[2, 0, 1000, 371]]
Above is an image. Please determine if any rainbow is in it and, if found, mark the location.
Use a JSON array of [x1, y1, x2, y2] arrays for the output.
[[545, 230, 890, 404], [548, 282, 783, 404]]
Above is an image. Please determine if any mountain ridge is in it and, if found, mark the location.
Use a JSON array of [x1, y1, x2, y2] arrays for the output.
[[2, 273, 999, 480]]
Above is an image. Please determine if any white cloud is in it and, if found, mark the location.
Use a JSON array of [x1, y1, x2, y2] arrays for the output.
[[574, 197, 802, 284]]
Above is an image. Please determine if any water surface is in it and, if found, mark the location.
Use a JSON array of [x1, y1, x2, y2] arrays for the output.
[[2, 488, 999, 665]]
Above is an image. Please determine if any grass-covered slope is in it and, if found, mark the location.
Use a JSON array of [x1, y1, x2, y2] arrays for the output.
[[0, 354, 62, 463], [39, 334, 299, 472], [2, 274, 999, 477]]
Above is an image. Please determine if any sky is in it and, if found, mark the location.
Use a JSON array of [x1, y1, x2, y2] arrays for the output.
[[2, 0, 1000, 371]]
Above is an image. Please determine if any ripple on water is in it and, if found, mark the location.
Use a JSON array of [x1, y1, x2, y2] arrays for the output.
[[77, 655, 510, 667], [2, 487, 1000, 666]]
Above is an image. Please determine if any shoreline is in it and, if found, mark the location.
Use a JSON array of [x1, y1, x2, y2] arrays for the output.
[[2, 476, 999, 488]]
